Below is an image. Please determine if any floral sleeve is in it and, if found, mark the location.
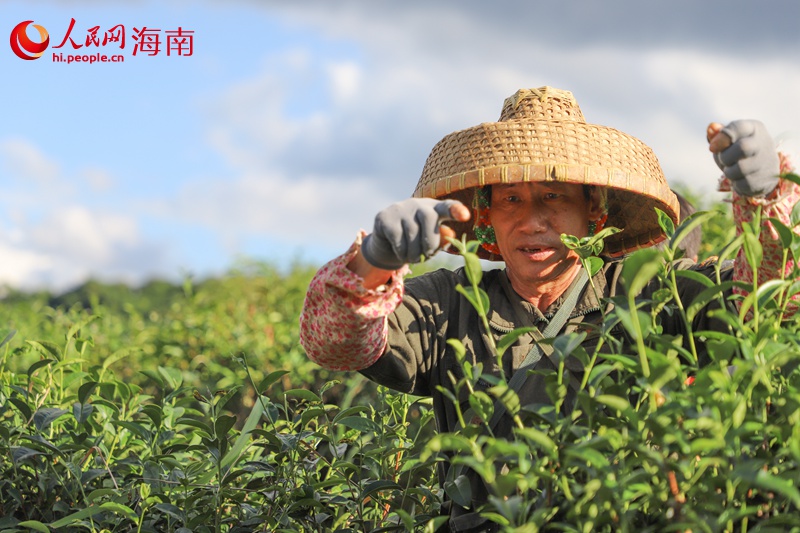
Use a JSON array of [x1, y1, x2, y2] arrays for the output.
[[724, 153, 800, 312], [299, 233, 408, 371]]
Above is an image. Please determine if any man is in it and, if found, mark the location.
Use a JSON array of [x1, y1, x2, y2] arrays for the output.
[[300, 87, 797, 531]]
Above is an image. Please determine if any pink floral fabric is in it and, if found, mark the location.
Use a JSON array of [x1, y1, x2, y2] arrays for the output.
[[299, 232, 408, 371], [722, 153, 800, 313]]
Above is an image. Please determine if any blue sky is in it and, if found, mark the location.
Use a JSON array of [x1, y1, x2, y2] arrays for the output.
[[2, 0, 799, 291]]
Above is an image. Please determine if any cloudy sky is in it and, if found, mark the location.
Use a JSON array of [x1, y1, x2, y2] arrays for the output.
[[2, 0, 799, 291]]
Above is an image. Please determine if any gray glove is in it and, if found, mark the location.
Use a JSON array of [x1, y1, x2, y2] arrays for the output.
[[713, 120, 780, 197], [361, 198, 460, 270]]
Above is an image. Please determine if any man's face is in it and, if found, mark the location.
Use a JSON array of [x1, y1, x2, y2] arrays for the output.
[[490, 182, 604, 288]]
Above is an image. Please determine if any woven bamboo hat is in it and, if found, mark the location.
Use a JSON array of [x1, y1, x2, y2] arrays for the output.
[[412, 86, 679, 259]]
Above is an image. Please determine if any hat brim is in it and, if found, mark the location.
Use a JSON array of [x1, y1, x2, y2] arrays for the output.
[[413, 120, 679, 259]]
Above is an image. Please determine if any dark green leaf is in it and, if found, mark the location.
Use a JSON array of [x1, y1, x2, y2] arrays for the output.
[[9, 397, 33, 421], [332, 406, 370, 425], [141, 404, 163, 427], [767, 217, 796, 248], [495, 327, 535, 358], [0, 329, 16, 350], [26, 358, 54, 379], [214, 414, 237, 437], [139, 369, 164, 387], [32, 407, 68, 432], [72, 402, 94, 425], [443, 475, 472, 508], [12, 446, 47, 464], [153, 503, 184, 521], [177, 417, 213, 437], [361, 479, 401, 501], [78, 381, 99, 404], [285, 388, 321, 403], [337, 416, 380, 434], [26, 340, 62, 362], [257, 370, 290, 394]]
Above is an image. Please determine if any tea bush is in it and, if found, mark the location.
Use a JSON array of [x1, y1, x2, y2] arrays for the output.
[[0, 261, 442, 531], [1, 194, 799, 532]]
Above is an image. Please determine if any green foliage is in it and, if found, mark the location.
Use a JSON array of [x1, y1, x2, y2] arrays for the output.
[[1, 196, 799, 531], [0, 261, 442, 531], [431, 205, 800, 531]]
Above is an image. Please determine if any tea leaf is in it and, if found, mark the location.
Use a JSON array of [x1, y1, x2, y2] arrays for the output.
[[50, 506, 106, 528], [594, 394, 630, 413], [27, 358, 55, 379], [285, 388, 321, 403], [0, 329, 16, 349], [742, 226, 763, 270], [214, 414, 237, 437], [257, 370, 290, 394], [463, 252, 483, 286], [671, 210, 718, 251], [98, 501, 139, 521], [32, 408, 69, 432], [767, 217, 796, 249], [17, 521, 51, 533], [621, 248, 662, 296], [753, 470, 800, 508], [78, 381, 99, 404], [515, 427, 557, 458], [443, 475, 472, 508], [362, 479, 401, 501], [656, 207, 675, 238], [496, 327, 535, 358], [337, 416, 380, 434], [67, 315, 99, 341], [467, 391, 494, 424], [585, 256, 605, 277], [26, 340, 62, 362], [72, 402, 93, 425]]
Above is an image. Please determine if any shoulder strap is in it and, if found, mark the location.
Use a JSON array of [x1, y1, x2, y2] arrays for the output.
[[485, 269, 588, 431], [452, 269, 590, 484], [507, 268, 588, 392]]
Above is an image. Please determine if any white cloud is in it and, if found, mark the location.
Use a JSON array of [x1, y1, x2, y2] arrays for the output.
[[0, 139, 169, 291], [184, 3, 800, 266], [327, 61, 362, 103], [82, 167, 115, 192], [165, 169, 395, 252], [0, 138, 60, 186], [0, 206, 168, 291]]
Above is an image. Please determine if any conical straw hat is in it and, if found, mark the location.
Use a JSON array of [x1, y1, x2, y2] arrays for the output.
[[412, 86, 679, 259]]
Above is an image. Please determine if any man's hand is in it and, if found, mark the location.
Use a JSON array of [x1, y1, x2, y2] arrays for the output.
[[361, 198, 471, 270], [708, 120, 780, 197]]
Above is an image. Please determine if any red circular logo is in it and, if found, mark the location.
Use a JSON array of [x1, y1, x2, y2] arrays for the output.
[[10, 20, 50, 60]]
